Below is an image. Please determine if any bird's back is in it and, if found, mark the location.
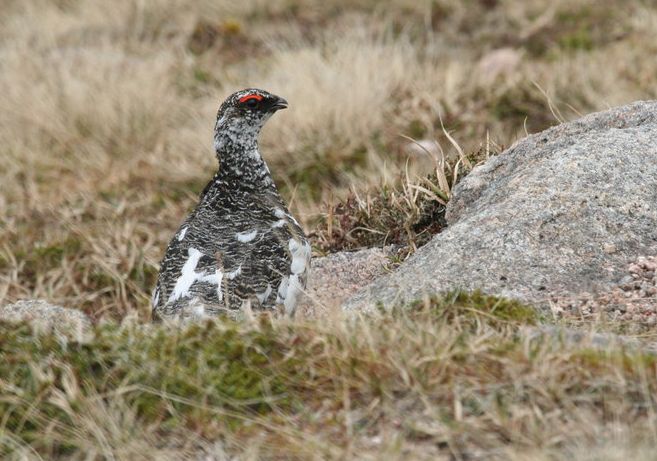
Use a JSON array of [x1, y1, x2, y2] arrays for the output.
[[152, 182, 310, 320]]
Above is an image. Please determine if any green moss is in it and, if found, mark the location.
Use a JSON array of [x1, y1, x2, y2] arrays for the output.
[[221, 19, 242, 35], [572, 348, 657, 372], [408, 291, 539, 326], [128, 263, 159, 292], [559, 28, 593, 51], [17, 237, 84, 278], [193, 68, 212, 83], [0, 319, 295, 452], [87, 269, 117, 289], [556, 5, 595, 25], [524, 3, 624, 57], [407, 119, 427, 139], [488, 84, 557, 133], [34, 238, 82, 262]]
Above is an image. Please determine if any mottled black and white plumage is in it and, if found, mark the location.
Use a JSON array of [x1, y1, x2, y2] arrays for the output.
[[152, 89, 311, 320]]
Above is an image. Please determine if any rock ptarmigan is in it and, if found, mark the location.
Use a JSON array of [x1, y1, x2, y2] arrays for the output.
[[152, 89, 311, 320]]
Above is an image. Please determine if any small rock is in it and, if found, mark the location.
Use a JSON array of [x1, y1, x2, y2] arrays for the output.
[[619, 275, 634, 286], [0, 300, 92, 341], [403, 139, 447, 161], [629, 263, 642, 274], [299, 247, 395, 316], [477, 48, 522, 83]]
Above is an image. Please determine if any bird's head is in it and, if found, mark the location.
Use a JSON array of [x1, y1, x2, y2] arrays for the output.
[[213, 88, 288, 151]]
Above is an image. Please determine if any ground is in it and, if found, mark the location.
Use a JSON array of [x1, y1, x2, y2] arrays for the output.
[[3, 294, 657, 460], [1, 0, 657, 459]]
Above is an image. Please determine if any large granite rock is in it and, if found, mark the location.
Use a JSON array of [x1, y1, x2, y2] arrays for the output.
[[345, 101, 657, 311]]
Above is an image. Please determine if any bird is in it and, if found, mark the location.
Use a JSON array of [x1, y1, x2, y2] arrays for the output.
[[151, 88, 311, 320]]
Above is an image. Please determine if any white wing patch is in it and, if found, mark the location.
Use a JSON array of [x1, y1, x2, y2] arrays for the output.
[[276, 276, 289, 305], [168, 248, 222, 303], [289, 239, 311, 274], [276, 238, 311, 315], [169, 248, 203, 302], [236, 229, 258, 242], [227, 265, 242, 280], [273, 207, 301, 229], [215, 269, 224, 302], [256, 283, 273, 304], [152, 286, 160, 308], [198, 271, 221, 284], [284, 275, 304, 315], [192, 301, 206, 318], [178, 227, 188, 241]]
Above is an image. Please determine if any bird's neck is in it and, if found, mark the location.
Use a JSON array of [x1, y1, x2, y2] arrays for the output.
[[213, 130, 276, 191]]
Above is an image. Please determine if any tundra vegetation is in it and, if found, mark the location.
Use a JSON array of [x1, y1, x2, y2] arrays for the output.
[[1, 0, 657, 459]]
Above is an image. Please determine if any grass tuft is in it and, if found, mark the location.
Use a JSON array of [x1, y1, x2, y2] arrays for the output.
[[410, 290, 540, 327], [311, 172, 448, 253]]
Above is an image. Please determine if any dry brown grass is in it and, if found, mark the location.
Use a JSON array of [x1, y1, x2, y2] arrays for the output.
[[2, 0, 657, 316], [2, 294, 657, 460], [2, 1, 657, 458]]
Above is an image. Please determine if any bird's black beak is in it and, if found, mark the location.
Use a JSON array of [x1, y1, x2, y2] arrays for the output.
[[267, 96, 288, 113]]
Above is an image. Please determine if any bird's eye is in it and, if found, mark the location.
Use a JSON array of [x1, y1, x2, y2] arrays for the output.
[[239, 94, 263, 109]]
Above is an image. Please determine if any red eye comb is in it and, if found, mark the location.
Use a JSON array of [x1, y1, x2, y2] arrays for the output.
[[239, 94, 263, 103]]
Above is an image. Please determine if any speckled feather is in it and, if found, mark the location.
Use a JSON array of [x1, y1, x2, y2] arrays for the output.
[[152, 89, 311, 320]]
